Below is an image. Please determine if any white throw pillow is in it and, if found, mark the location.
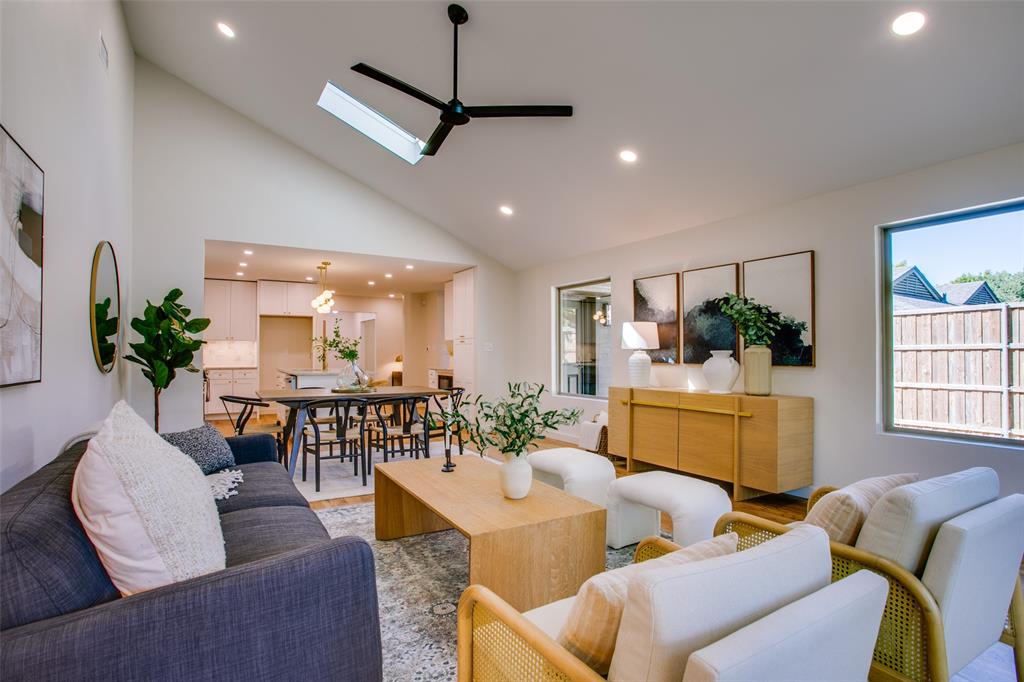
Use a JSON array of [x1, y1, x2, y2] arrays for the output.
[[72, 401, 226, 595], [558, 533, 738, 675], [803, 473, 919, 544]]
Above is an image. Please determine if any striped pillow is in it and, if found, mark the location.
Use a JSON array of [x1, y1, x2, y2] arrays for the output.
[[803, 473, 919, 544], [557, 533, 738, 675]]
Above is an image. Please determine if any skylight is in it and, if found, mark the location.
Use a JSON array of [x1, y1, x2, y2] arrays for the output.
[[317, 82, 425, 165]]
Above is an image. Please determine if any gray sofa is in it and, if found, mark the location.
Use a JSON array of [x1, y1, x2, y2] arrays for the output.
[[0, 433, 383, 681]]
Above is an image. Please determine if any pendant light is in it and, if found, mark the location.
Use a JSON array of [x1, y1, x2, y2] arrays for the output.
[[310, 261, 335, 313]]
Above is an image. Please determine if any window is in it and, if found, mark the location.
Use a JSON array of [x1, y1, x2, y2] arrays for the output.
[[557, 280, 612, 397], [882, 198, 1024, 445]]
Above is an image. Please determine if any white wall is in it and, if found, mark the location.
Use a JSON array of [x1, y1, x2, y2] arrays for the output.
[[132, 60, 516, 431], [403, 290, 448, 386], [515, 143, 1024, 495], [315, 294, 404, 381], [0, 1, 134, 491]]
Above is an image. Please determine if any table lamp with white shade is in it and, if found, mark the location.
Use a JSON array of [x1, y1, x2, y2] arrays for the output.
[[621, 321, 660, 387]]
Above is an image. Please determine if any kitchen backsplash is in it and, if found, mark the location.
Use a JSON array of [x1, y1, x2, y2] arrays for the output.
[[203, 340, 258, 368]]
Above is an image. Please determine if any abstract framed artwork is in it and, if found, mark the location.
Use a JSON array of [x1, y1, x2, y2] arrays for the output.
[[742, 250, 815, 366], [633, 272, 679, 364], [1, 125, 44, 388], [681, 263, 739, 364]]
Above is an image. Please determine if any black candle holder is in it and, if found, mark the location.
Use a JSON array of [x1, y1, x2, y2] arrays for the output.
[[441, 420, 456, 472]]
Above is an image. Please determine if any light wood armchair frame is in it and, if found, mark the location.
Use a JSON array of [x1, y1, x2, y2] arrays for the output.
[[716, 501, 1024, 682]]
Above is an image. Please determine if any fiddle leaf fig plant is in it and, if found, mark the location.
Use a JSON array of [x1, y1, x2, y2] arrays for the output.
[[714, 293, 783, 347], [441, 382, 581, 458], [124, 288, 210, 431]]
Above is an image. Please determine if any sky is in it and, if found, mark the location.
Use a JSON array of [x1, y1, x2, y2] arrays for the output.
[[890, 208, 1024, 285]]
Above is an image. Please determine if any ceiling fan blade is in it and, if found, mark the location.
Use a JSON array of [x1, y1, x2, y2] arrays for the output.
[[351, 63, 447, 111], [464, 105, 573, 118], [421, 122, 455, 156]]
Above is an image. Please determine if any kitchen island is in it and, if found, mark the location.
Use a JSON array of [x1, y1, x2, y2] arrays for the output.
[[278, 368, 342, 390]]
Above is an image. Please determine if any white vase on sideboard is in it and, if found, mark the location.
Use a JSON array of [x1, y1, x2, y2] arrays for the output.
[[744, 345, 772, 396], [702, 350, 740, 394]]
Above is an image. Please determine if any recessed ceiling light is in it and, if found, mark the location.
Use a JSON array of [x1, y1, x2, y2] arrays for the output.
[[618, 149, 638, 163], [385, 273, 393, 278], [891, 11, 926, 36], [499, 205, 514, 216], [368, 280, 376, 286], [236, 271, 244, 277], [405, 264, 414, 270], [238, 262, 247, 267], [305, 276, 314, 281], [388, 293, 396, 298], [217, 22, 236, 39]]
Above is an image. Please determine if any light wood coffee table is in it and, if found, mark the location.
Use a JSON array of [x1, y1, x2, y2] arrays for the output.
[[374, 456, 606, 611]]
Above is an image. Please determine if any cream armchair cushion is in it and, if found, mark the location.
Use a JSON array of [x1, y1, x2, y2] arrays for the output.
[[555, 533, 738, 674], [921, 494, 1024, 675], [682, 571, 889, 682], [802, 472, 918, 544], [607, 524, 831, 682], [855, 467, 999, 573]]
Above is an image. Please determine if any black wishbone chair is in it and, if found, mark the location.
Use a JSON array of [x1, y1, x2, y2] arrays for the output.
[[430, 387, 466, 455], [369, 396, 431, 461], [301, 397, 370, 491], [220, 395, 287, 462]]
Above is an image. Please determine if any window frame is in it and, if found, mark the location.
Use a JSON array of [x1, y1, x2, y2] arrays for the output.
[[879, 196, 1024, 448], [555, 278, 613, 399]]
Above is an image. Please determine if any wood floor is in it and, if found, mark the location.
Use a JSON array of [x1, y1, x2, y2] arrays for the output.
[[212, 414, 807, 524]]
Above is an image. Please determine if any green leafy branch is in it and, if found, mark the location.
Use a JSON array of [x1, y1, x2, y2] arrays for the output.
[[714, 293, 783, 347], [440, 382, 581, 458]]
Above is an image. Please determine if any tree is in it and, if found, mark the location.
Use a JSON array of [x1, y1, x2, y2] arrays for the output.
[[124, 289, 210, 431], [951, 270, 1024, 302]]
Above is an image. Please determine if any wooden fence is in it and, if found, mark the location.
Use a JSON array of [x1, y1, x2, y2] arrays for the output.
[[893, 302, 1023, 440]]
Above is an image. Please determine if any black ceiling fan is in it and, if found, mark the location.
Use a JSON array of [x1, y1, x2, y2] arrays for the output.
[[351, 3, 573, 157]]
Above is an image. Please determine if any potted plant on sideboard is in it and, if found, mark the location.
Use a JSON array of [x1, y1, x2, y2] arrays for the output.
[[124, 289, 210, 431], [714, 293, 783, 396], [444, 382, 581, 499]]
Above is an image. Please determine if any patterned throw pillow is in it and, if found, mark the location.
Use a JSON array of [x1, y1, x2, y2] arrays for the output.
[[557, 533, 738, 675], [71, 401, 226, 596], [162, 424, 235, 474], [803, 473, 919, 544]]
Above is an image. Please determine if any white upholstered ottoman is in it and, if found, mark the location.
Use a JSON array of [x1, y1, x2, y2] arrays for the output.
[[607, 471, 732, 548], [527, 448, 616, 508]]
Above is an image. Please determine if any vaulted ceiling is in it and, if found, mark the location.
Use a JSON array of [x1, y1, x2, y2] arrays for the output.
[[123, 1, 1024, 270]]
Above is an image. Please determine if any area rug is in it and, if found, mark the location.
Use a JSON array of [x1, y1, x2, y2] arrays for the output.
[[316, 502, 635, 682]]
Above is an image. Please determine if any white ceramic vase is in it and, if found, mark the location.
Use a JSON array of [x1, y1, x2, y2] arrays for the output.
[[744, 345, 773, 396], [627, 350, 653, 387], [500, 453, 533, 499], [702, 350, 740, 394]]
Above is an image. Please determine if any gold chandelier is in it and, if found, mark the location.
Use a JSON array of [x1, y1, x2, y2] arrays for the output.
[[310, 261, 335, 313]]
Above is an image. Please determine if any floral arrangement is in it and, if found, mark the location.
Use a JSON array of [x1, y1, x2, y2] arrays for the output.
[[714, 293, 783, 347], [442, 382, 581, 458], [313, 322, 360, 365]]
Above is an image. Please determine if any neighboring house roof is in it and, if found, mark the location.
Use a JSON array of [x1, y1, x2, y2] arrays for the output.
[[937, 281, 1001, 305], [893, 294, 952, 311], [892, 265, 946, 303]]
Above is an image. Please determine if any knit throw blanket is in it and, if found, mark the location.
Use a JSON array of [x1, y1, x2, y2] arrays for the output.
[[207, 470, 244, 500]]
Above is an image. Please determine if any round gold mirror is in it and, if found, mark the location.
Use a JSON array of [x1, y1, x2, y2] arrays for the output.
[[90, 241, 121, 373]]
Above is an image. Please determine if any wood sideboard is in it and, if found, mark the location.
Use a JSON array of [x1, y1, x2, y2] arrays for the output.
[[608, 387, 813, 501]]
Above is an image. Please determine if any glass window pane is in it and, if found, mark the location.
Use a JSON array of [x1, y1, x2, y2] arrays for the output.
[[557, 280, 612, 397], [884, 202, 1023, 445]]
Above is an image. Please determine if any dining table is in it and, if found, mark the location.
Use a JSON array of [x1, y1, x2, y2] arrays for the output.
[[256, 385, 451, 475]]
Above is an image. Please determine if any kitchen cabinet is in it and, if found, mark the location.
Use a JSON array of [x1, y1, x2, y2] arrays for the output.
[[258, 281, 317, 316], [204, 279, 257, 341], [453, 338, 474, 395], [204, 369, 259, 415], [443, 281, 454, 340], [452, 268, 475, 340]]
